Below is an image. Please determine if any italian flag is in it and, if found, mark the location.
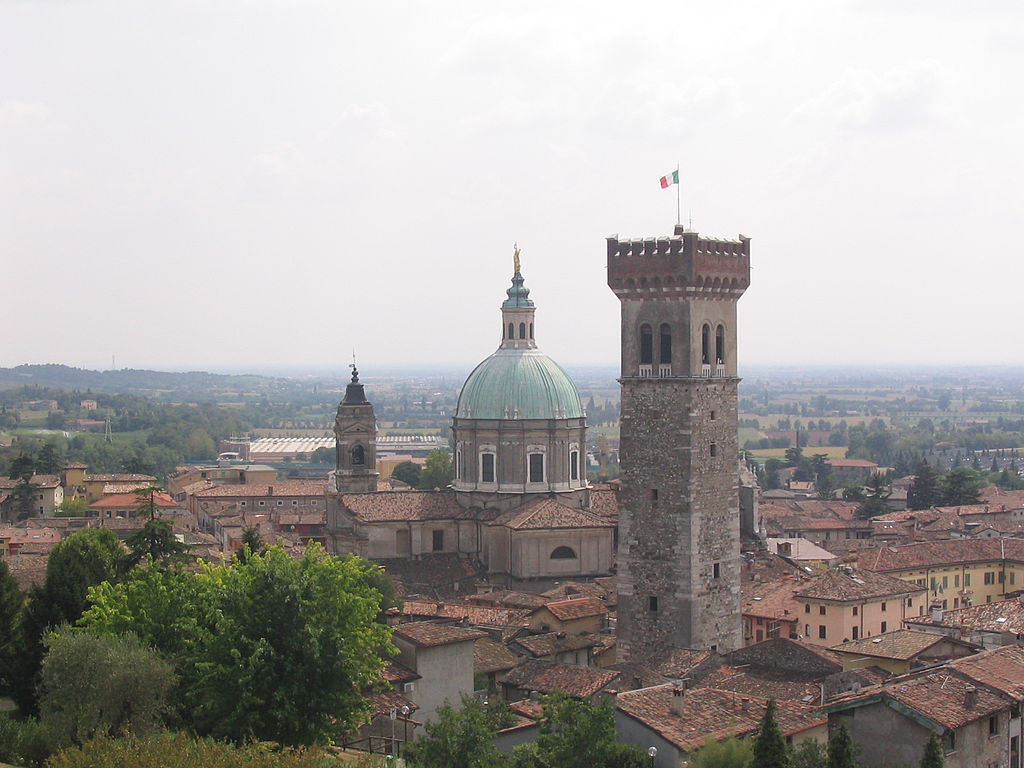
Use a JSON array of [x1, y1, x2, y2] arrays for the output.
[[659, 170, 679, 189]]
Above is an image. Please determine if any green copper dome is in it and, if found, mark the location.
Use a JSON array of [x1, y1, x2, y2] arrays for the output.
[[456, 348, 583, 420]]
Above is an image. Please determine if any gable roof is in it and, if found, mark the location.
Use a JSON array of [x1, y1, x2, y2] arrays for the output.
[[949, 645, 1024, 699], [512, 632, 600, 658], [474, 637, 519, 675], [90, 491, 178, 509], [863, 538, 1024, 572], [397, 600, 531, 627], [489, 497, 614, 530], [830, 630, 975, 662], [537, 597, 608, 622], [340, 491, 469, 522], [500, 660, 619, 698], [905, 598, 1024, 635], [391, 621, 487, 648], [795, 567, 924, 602], [193, 481, 327, 498]]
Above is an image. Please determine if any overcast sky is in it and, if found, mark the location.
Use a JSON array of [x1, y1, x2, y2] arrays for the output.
[[2, 1, 1021, 375]]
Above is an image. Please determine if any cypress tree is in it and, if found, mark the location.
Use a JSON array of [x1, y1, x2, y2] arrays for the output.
[[919, 733, 943, 768], [752, 699, 791, 768], [827, 724, 857, 768]]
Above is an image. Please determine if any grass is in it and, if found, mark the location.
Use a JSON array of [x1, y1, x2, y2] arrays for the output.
[[747, 446, 848, 460]]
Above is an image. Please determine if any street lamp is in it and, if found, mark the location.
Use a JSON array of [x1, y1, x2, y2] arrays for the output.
[[401, 704, 411, 751], [648, 746, 658, 766]]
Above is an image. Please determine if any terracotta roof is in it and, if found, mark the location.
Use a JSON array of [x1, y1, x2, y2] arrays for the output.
[[949, 645, 1024, 699], [83, 474, 157, 483], [379, 554, 484, 599], [906, 598, 1024, 635], [827, 459, 879, 468], [367, 690, 419, 717], [398, 600, 531, 627], [538, 597, 607, 621], [616, 686, 826, 753], [831, 630, 972, 661], [64, 462, 88, 469], [0, 474, 61, 489], [0, 527, 62, 545], [464, 590, 551, 609], [863, 538, 1024, 571], [338, 491, 468, 522], [795, 567, 924, 602], [102, 481, 157, 495], [392, 621, 487, 648], [828, 668, 1009, 729], [90, 492, 178, 509], [742, 577, 805, 621], [695, 664, 821, 703], [382, 661, 421, 684], [611, 648, 715, 691], [767, 538, 837, 561], [513, 632, 599, 658], [588, 489, 619, 522], [489, 497, 614, 530], [500, 660, 619, 698], [542, 581, 614, 603], [193, 481, 326, 498], [474, 637, 519, 674]]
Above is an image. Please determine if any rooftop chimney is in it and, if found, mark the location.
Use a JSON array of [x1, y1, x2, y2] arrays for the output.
[[931, 604, 944, 625], [965, 685, 978, 709], [670, 680, 686, 716], [267, 485, 274, 497]]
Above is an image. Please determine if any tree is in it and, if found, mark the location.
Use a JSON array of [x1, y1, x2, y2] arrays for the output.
[[8, 528, 124, 714], [792, 739, 826, 768], [236, 526, 265, 564], [509, 693, 647, 768], [816, 474, 838, 500], [37, 443, 63, 475], [38, 630, 175, 747], [907, 461, 941, 511], [419, 449, 453, 490], [81, 545, 393, 745], [8, 454, 35, 481], [856, 473, 891, 519], [392, 460, 423, 488], [751, 700, 790, 768], [0, 560, 23, 693], [827, 725, 857, 768], [9, 479, 41, 521], [55, 496, 90, 517], [939, 467, 984, 507], [919, 733, 943, 768], [404, 694, 513, 768], [689, 735, 754, 768], [122, 519, 191, 572], [309, 446, 334, 465]]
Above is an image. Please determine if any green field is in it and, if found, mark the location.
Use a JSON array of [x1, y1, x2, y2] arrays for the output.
[[747, 445, 848, 461]]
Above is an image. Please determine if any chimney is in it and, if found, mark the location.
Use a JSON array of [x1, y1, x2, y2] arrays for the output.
[[670, 680, 686, 716], [267, 485, 274, 497], [965, 685, 978, 709], [931, 604, 944, 624]]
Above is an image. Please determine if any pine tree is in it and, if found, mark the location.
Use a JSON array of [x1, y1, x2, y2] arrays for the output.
[[752, 699, 791, 768], [827, 725, 857, 768], [907, 460, 941, 511], [919, 733, 943, 768]]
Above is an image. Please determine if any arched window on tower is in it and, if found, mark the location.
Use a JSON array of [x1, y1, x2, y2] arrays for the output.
[[508, 322, 514, 340], [701, 324, 711, 365], [640, 324, 653, 365], [659, 324, 672, 364], [716, 324, 726, 365], [519, 322, 526, 339], [351, 444, 365, 466], [569, 450, 579, 481]]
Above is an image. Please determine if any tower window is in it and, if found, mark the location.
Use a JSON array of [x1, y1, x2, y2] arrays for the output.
[[455, 449, 462, 480], [640, 324, 653, 365], [432, 529, 444, 551], [351, 444, 365, 466], [519, 322, 526, 339], [716, 324, 726, 365], [481, 452, 496, 483], [701, 324, 711, 365], [713, 562, 720, 578], [650, 489, 659, 501], [530, 322, 534, 339], [528, 453, 545, 483], [551, 546, 577, 560], [659, 323, 672, 364], [710, 442, 717, 458], [508, 322, 514, 340], [569, 450, 579, 481], [649, 596, 659, 612]]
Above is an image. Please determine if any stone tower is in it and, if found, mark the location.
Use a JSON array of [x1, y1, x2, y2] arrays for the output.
[[607, 224, 750, 658], [333, 367, 379, 493]]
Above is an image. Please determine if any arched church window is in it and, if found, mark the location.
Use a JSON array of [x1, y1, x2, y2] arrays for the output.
[[659, 323, 672, 364], [508, 322, 514, 340], [550, 546, 577, 560], [701, 324, 711, 365], [716, 324, 726, 364], [519, 322, 526, 339], [569, 450, 579, 481], [528, 453, 545, 483], [351, 444, 365, 466], [640, 324, 653, 365], [481, 452, 496, 483], [456, 449, 462, 480], [530, 322, 534, 339]]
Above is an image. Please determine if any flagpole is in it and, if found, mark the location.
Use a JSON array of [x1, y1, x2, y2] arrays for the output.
[[676, 162, 681, 227]]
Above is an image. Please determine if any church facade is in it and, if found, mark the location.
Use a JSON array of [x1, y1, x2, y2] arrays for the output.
[[326, 259, 615, 584]]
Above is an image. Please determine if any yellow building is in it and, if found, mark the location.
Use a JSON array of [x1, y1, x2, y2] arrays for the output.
[[830, 628, 977, 674], [860, 538, 1024, 610], [794, 566, 926, 647]]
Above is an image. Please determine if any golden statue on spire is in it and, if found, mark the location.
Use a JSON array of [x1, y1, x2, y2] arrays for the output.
[[513, 243, 521, 274]]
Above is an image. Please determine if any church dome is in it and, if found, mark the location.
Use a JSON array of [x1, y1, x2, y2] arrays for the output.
[[456, 348, 583, 420]]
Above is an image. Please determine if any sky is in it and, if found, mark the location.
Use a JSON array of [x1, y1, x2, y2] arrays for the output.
[[2, 1, 1022, 375]]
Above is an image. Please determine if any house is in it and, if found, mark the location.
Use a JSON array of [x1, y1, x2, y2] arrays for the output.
[[794, 566, 926, 646], [87, 491, 184, 519], [758, 499, 873, 552], [526, 597, 607, 635], [742, 576, 807, 645], [473, 637, 519, 695], [166, 463, 279, 503], [0, 475, 64, 518], [905, 597, 1024, 649], [499, 659, 619, 704], [766, 537, 838, 565], [80, 474, 157, 503], [191, 482, 327, 522], [826, 458, 880, 481], [390, 622, 486, 726], [510, 632, 599, 666], [830, 629, 977, 674], [615, 684, 827, 768]]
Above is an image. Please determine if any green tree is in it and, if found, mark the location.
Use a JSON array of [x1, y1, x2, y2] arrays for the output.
[[236, 526, 265, 564], [55, 496, 90, 517], [827, 725, 857, 768], [919, 733, 943, 768], [510, 693, 647, 768], [8, 454, 36, 481], [939, 467, 984, 507], [81, 545, 393, 745], [309, 446, 334, 465], [8, 529, 124, 714], [907, 460, 941, 510], [39, 630, 175, 747], [816, 474, 838, 500], [36, 443, 63, 475], [405, 694, 513, 768], [689, 735, 753, 768], [122, 519, 191, 572], [392, 461, 423, 488], [792, 739, 826, 768], [9, 479, 41, 521], [751, 700, 790, 768], [856, 473, 891, 519], [418, 449, 453, 490], [0, 560, 24, 693]]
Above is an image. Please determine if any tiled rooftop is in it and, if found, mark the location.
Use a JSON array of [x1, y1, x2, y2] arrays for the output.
[[949, 645, 1024, 699], [339, 491, 469, 522], [863, 538, 1024, 571], [906, 597, 1024, 635], [398, 600, 531, 627], [830, 630, 967, 661], [474, 637, 519, 675], [391, 621, 487, 648], [501, 660, 619, 699], [795, 567, 924, 602], [513, 632, 599, 658], [539, 597, 607, 621], [193, 481, 327, 498], [489, 497, 614, 530], [90, 491, 178, 508]]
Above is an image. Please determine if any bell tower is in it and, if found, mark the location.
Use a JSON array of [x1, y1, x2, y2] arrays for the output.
[[334, 366, 378, 494], [607, 224, 750, 658]]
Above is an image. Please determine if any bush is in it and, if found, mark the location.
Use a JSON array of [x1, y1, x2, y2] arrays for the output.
[[0, 714, 56, 768]]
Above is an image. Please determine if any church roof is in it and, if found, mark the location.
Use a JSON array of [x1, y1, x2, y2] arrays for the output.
[[456, 348, 583, 420], [339, 491, 469, 522], [489, 497, 614, 530]]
